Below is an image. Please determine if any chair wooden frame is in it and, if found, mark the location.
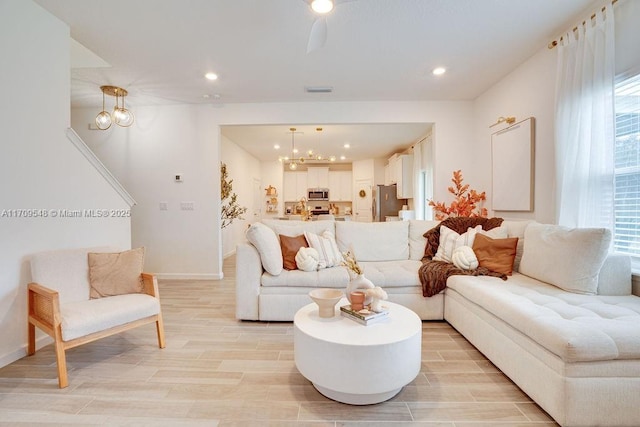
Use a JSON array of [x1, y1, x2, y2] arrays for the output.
[[27, 272, 165, 388]]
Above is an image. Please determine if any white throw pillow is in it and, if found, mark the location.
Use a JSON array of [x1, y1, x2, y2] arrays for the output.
[[295, 247, 319, 272], [433, 225, 482, 263], [304, 230, 343, 269], [519, 223, 611, 295], [451, 245, 479, 270], [245, 222, 283, 276]]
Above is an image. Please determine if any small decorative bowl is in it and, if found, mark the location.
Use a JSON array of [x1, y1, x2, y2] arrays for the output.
[[309, 288, 344, 318]]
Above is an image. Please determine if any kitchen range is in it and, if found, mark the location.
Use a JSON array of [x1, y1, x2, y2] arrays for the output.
[[307, 188, 330, 216]]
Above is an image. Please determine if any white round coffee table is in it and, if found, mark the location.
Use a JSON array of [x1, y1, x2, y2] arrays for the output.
[[294, 299, 422, 405]]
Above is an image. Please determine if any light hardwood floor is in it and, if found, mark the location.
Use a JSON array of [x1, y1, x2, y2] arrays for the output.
[[0, 256, 558, 426]]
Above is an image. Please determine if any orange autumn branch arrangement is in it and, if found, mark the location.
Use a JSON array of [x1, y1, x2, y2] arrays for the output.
[[428, 170, 488, 220]]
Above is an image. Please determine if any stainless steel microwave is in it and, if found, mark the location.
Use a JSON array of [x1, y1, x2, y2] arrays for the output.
[[308, 188, 329, 201]]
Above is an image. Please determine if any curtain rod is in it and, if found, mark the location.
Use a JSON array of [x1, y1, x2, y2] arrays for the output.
[[547, 0, 617, 49]]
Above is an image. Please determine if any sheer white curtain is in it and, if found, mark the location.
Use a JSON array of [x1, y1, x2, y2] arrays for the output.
[[555, 4, 615, 228], [412, 140, 424, 219]]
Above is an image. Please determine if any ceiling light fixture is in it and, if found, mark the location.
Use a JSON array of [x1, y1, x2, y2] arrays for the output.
[[205, 72, 218, 80], [95, 86, 134, 130], [288, 128, 305, 170], [311, 0, 334, 14], [432, 67, 446, 76]]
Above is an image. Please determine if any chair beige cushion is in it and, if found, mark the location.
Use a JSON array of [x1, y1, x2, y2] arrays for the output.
[[88, 247, 145, 298]]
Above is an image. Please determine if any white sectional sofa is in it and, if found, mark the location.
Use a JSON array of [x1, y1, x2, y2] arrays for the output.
[[236, 218, 640, 426]]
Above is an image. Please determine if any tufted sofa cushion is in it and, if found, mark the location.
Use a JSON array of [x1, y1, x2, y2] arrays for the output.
[[447, 273, 640, 363]]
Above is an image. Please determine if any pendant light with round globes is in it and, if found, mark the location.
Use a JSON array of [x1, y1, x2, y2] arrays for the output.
[[95, 86, 135, 130], [95, 88, 112, 130]]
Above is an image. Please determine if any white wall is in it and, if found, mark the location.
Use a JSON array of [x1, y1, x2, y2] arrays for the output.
[[472, 1, 640, 224], [73, 100, 474, 279], [72, 105, 220, 279], [473, 47, 557, 223], [221, 135, 260, 257], [0, 0, 131, 367]]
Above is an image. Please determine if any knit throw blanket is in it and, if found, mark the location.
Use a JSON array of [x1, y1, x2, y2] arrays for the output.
[[419, 217, 507, 297]]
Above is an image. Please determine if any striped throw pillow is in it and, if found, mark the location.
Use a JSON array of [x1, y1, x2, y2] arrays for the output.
[[304, 230, 343, 269], [433, 225, 482, 263]]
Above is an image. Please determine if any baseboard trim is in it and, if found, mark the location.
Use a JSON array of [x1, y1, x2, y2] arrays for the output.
[[155, 273, 223, 280], [0, 336, 53, 368]]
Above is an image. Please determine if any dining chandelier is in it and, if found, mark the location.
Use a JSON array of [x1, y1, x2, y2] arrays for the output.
[[288, 127, 304, 170], [95, 85, 135, 130]]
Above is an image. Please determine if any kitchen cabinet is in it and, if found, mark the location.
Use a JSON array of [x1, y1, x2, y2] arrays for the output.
[[283, 171, 308, 201], [307, 167, 329, 188], [328, 171, 353, 201], [396, 154, 414, 198], [386, 154, 399, 185], [386, 153, 413, 198]]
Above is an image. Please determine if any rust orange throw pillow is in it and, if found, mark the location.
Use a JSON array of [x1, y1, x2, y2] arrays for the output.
[[280, 234, 308, 270], [472, 234, 519, 276]]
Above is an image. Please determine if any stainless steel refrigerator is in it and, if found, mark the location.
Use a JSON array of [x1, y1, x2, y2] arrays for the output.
[[373, 184, 408, 222]]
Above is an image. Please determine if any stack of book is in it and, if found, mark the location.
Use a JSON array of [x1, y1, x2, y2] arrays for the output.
[[340, 305, 389, 325]]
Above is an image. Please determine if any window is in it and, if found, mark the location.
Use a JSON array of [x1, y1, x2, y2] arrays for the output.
[[614, 73, 640, 259]]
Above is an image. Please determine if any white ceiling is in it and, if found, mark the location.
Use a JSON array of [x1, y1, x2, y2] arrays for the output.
[[33, 0, 595, 161], [221, 123, 433, 164]]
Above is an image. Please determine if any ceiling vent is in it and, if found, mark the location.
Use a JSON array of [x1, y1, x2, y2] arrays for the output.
[[305, 86, 333, 93]]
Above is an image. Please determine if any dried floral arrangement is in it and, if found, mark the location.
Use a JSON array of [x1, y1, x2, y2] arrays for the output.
[[341, 251, 362, 276], [428, 170, 488, 220], [221, 162, 247, 229]]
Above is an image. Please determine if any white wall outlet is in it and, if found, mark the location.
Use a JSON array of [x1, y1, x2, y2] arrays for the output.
[[159, 201, 168, 211], [175, 174, 183, 182], [180, 201, 194, 210]]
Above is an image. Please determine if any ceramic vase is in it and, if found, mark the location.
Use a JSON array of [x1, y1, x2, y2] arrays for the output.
[[346, 274, 374, 303]]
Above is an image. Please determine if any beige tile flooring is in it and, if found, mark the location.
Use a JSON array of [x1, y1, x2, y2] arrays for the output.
[[0, 256, 558, 426]]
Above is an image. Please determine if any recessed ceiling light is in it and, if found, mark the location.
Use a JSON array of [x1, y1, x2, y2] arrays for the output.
[[329, 156, 336, 162], [205, 72, 218, 80], [293, 148, 299, 154], [432, 67, 446, 76], [274, 144, 280, 149], [311, 0, 334, 14], [340, 155, 346, 160], [343, 143, 350, 148]]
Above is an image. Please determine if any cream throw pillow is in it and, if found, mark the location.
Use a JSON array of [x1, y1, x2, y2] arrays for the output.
[[246, 222, 283, 276], [304, 230, 343, 269], [88, 247, 145, 299], [519, 224, 611, 294], [433, 225, 482, 263]]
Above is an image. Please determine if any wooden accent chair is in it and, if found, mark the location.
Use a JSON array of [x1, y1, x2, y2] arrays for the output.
[[27, 247, 165, 388]]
